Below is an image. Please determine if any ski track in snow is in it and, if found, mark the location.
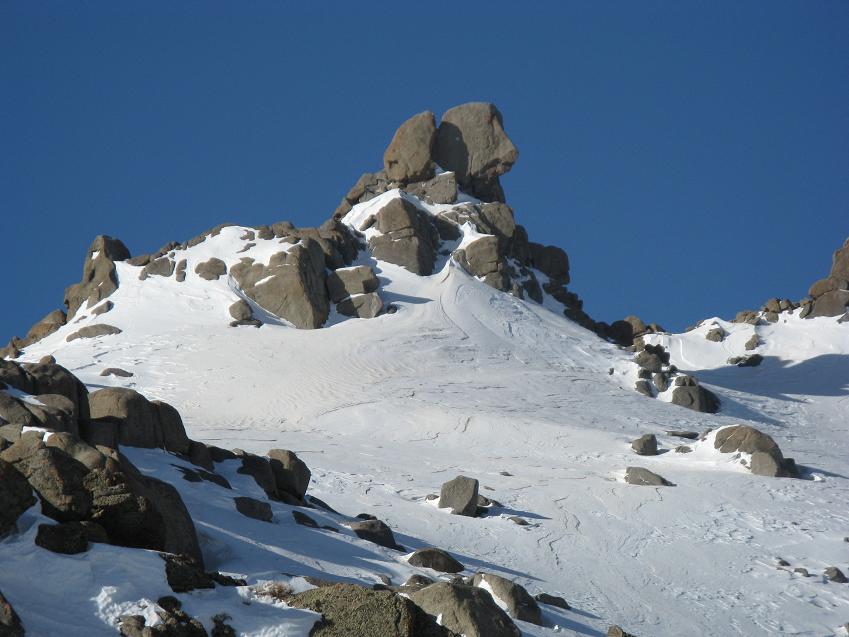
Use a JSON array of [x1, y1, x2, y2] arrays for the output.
[[5, 193, 849, 636]]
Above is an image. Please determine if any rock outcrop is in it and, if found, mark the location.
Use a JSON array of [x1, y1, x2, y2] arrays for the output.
[[806, 237, 849, 318], [438, 475, 479, 517], [64, 235, 131, 318], [368, 198, 440, 276], [410, 581, 521, 637], [383, 111, 437, 183]]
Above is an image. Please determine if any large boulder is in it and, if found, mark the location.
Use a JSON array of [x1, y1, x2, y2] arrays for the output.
[[336, 292, 383, 319], [230, 239, 330, 329], [87, 388, 189, 454], [288, 583, 455, 637], [410, 581, 521, 637], [433, 102, 518, 202], [383, 111, 437, 183], [408, 547, 464, 573], [349, 518, 404, 551], [368, 198, 440, 275], [267, 449, 311, 500], [438, 475, 479, 517], [670, 381, 720, 414], [19, 361, 90, 421], [194, 257, 228, 281], [0, 458, 35, 536], [64, 235, 131, 318], [713, 425, 797, 477], [471, 573, 542, 626], [631, 434, 658, 456]]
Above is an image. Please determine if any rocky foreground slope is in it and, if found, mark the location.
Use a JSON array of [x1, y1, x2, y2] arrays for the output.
[[2, 104, 849, 637]]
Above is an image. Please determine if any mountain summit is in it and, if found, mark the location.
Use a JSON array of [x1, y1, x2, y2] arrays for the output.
[[1, 104, 848, 637]]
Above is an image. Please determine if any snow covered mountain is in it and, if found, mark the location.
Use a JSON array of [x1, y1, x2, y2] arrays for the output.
[[1, 103, 848, 637]]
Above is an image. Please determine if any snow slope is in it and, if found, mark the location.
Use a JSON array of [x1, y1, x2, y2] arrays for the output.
[[6, 190, 849, 636]]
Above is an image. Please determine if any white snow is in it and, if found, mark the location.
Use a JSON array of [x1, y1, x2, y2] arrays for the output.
[[4, 191, 849, 636]]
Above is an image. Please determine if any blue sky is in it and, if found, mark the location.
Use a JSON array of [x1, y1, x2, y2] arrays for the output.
[[2, 1, 848, 341]]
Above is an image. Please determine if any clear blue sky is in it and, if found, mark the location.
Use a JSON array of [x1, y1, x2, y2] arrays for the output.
[[2, 1, 848, 341]]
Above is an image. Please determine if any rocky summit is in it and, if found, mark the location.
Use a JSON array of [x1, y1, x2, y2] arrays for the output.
[[1, 104, 848, 637]]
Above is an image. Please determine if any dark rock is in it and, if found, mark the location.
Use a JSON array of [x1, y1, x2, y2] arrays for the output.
[[671, 384, 720, 414], [438, 475, 479, 517], [0, 458, 35, 535], [666, 430, 699, 440], [175, 259, 187, 282], [161, 553, 215, 593], [530, 243, 569, 283], [399, 574, 435, 593], [267, 449, 311, 500], [66, 324, 122, 342], [35, 521, 90, 554], [794, 567, 810, 577], [292, 510, 319, 528], [728, 354, 764, 367], [408, 547, 464, 573], [471, 572, 542, 626], [624, 467, 674, 486], [326, 266, 380, 303], [349, 518, 404, 551], [508, 516, 529, 526], [64, 235, 130, 318], [39, 355, 57, 365], [631, 434, 658, 456], [0, 589, 24, 637], [410, 581, 521, 637], [535, 592, 570, 610], [236, 453, 278, 500], [383, 111, 437, 183], [288, 583, 454, 637], [100, 368, 133, 378], [433, 102, 518, 202], [810, 289, 849, 318], [234, 496, 272, 522], [825, 567, 847, 583], [195, 258, 228, 281]]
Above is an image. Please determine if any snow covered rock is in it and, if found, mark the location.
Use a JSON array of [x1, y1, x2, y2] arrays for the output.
[[383, 110, 437, 183], [34, 521, 94, 554], [408, 547, 464, 573], [471, 572, 543, 626], [824, 566, 847, 583], [535, 592, 570, 610], [713, 425, 798, 478], [410, 581, 521, 637], [288, 583, 455, 637], [438, 475, 480, 517], [230, 239, 330, 329], [434, 102, 518, 203]]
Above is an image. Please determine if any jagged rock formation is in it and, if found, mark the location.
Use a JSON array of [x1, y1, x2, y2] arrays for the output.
[[805, 237, 849, 318]]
